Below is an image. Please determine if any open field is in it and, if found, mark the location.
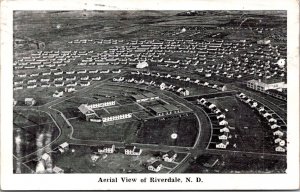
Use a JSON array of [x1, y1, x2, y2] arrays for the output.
[[136, 113, 198, 147], [13, 110, 53, 127], [70, 118, 139, 142], [70, 112, 198, 147], [185, 153, 286, 173]]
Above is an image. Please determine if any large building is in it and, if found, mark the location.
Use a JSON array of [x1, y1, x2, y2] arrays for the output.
[[148, 104, 180, 116], [87, 100, 116, 109], [78, 104, 97, 121], [247, 79, 286, 92], [101, 112, 133, 123], [131, 92, 159, 103]]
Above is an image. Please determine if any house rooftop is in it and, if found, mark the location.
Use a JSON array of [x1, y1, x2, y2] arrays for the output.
[[166, 150, 176, 157], [162, 104, 179, 111], [125, 145, 135, 150], [149, 105, 168, 114], [143, 92, 158, 98], [131, 94, 146, 100], [151, 161, 162, 168], [78, 104, 94, 114]]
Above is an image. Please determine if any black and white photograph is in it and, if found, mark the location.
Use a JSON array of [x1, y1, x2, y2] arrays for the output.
[[1, 0, 299, 190]]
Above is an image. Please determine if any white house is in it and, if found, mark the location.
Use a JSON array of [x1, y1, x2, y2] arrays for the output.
[[160, 83, 167, 90], [271, 124, 280, 129], [112, 69, 121, 73], [81, 81, 90, 87], [273, 130, 284, 137], [162, 150, 177, 162], [275, 146, 286, 153], [81, 76, 90, 81], [274, 138, 282, 144], [53, 90, 64, 98], [54, 81, 64, 87], [25, 98, 36, 106], [58, 142, 69, 153], [179, 89, 190, 96], [216, 140, 229, 149], [65, 87, 76, 92], [77, 69, 87, 74], [148, 161, 162, 172], [217, 114, 226, 119], [218, 134, 228, 140], [91, 76, 102, 81], [197, 98, 206, 105], [220, 127, 230, 133], [219, 120, 228, 126], [124, 145, 142, 156], [97, 144, 115, 154]]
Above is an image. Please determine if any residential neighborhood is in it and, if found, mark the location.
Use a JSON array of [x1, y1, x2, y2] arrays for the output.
[[13, 10, 287, 174]]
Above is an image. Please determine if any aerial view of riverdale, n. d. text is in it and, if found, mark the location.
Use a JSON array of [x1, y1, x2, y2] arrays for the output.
[[13, 10, 287, 174]]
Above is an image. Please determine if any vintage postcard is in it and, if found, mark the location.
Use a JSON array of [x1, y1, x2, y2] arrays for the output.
[[1, 0, 299, 190]]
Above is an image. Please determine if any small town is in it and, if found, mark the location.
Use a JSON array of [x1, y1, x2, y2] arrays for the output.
[[13, 10, 287, 174]]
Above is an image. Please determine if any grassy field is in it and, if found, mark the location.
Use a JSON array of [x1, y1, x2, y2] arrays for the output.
[[136, 113, 198, 147], [70, 118, 140, 142], [69, 110, 198, 147], [13, 110, 53, 127], [185, 153, 286, 173]]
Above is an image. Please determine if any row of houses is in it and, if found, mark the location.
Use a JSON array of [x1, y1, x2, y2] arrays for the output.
[[70, 38, 284, 73], [237, 93, 287, 153], [14, 50, 82, 69], [197, 98, 231, 149], [14, 68, 120, 79], [68, 39, 124, 44], [128, 70, 227, 93], [13, 80, 93, 91], [111, 76, 190, 97]]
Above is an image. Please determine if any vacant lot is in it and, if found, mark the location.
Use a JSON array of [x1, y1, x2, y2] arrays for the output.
[[13, 110, 53, 127], [70, 118, 140, 142], [185, 153, 286, 173], [136, 113, 198, 147]]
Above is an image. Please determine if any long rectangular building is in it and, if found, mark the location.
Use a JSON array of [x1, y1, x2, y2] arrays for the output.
[[87, 100, 116, 109], [149, 104, 180, 116], [131, 92, 159, 103]]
